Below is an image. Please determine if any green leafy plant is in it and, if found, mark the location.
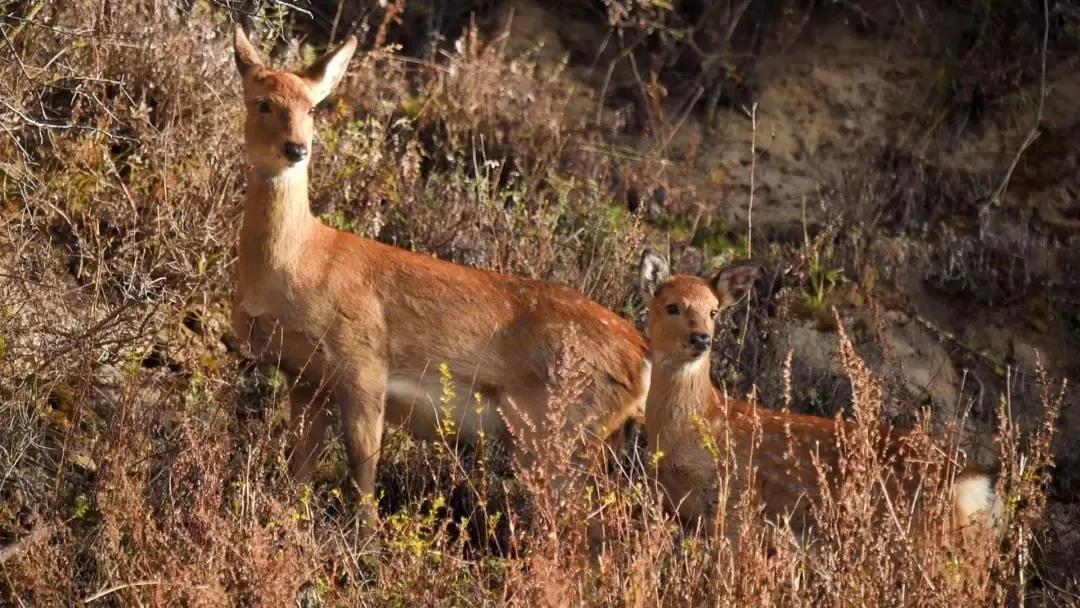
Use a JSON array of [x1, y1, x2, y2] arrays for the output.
[[801, 201, 844, 313]]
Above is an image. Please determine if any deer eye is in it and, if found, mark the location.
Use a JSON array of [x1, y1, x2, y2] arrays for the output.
[[256, 100, 271, 114], [308, 106, 317, 116], [665, 304, 679, 316], [709, 309, 718, 319]]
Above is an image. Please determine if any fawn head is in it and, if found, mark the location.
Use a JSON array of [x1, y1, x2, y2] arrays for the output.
[[233, 26, 357, 176], [639, 252, 762, 366]]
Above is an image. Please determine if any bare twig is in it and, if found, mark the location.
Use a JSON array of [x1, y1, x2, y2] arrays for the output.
[[83, 580, 203, 604], [595, 34, 646, 125], [744, 102, 758, 255], [908, 311, 1037, 379], [733, 103, 759, 371], [654, 85, 704, 161], [0, 98, 137, 142], [329, 0, 347, 45], [988, 0, 1049, 207], [723, 0, 754, 45], [0, 523, 52, 564]]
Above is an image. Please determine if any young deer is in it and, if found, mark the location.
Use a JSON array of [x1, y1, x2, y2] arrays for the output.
[[230, 26, 649, 524], [637, 252, 1001, 541]]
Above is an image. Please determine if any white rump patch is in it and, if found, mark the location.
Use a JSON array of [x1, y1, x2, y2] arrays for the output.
[[953, 474, 1002, 525]]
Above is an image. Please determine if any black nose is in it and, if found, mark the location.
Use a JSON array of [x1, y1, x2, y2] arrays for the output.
[[283, 142, 307, 163], [689, 332, 711, 353]]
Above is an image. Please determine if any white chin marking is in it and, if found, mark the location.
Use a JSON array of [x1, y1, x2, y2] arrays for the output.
[[255, 160, 307, 181], [276, 162, 307, 180], [678, 356, 707, 376], [651, 353, 705, 370]]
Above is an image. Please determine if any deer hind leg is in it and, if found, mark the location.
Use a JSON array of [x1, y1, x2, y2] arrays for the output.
[[287, 378, 332, 482], [511, 384, 632, 483], [500, 385, 615, 551], [498, 385, 554, 479], [500, 385, 584, 504], [335, 356, 389, 529]]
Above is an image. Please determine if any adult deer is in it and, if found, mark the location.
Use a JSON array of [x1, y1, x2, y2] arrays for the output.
[[230, 26, 649, 525], [637, 252, 1001, 542]]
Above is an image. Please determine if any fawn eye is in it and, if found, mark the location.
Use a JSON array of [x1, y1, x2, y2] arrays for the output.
[[665, 304, 679, 316], [709, 309, 718, 319], [256, 100, 271, 114]]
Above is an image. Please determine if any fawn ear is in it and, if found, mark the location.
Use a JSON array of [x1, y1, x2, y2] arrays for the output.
[[300, 35, 358, 104], [639, 251, 671, 303], [233, 25, 264, 78], [709, 261, 763, 307]]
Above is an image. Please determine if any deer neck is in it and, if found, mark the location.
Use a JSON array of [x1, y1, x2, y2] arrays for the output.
[[239, 165, 317, 277], [645, 355, 715, 444]]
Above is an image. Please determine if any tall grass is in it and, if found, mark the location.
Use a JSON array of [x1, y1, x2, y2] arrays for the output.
[[0, 1, 1070, 605]]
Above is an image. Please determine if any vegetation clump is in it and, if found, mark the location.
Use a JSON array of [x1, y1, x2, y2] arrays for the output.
[[1, 1, 1076, 605]]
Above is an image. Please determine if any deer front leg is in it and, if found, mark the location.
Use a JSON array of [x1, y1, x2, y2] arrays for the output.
[[230, 303, 259, 352], [287, 379, 332, 482], [335, 358, 389, 530]]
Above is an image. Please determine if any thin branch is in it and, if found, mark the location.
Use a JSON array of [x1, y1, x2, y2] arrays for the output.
[[744, 102, 758, 255], [0, 523, 51, 564], [0, 98, 137, 142], [988, 0, 1049, 206], [83, 580, 199, 604]]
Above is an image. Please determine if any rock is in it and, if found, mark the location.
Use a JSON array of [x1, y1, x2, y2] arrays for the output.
[[762, 320, 850, 417], [71, 449, 97, 474], [1012, 340, 1043, 371], [765, 310, 963, 427], [782, 323, 842, 376], [880, 314, 961, 418], [491, 0, 569, 72]]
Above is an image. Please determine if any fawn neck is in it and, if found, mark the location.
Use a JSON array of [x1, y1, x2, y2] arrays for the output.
[[645, 355, 715, 442], [239, 166, 317, 276]]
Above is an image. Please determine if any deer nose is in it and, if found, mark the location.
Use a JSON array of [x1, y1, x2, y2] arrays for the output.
[[283, 142, 307, 163], [689, 332, 711, 353]]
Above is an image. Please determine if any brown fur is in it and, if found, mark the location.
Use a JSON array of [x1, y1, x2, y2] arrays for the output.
[[638, 254, 1000, 541], [230, 27, 650, 523]]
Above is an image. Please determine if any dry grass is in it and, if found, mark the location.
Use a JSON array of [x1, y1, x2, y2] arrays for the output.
[[0, 1, 1074, 606]]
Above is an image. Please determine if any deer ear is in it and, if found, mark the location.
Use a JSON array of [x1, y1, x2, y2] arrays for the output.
[[639, 251, 671, 303], [300, 35, 358, 104], [233, 25, 264, 78], [710, 261, 763, 306]]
